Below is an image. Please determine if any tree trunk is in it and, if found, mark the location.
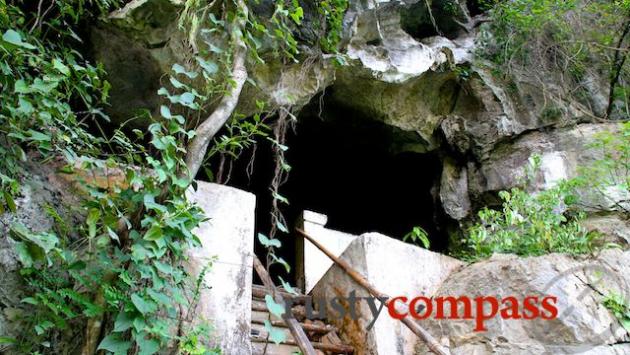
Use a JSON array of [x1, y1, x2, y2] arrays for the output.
[[184, 0, 249, 179]]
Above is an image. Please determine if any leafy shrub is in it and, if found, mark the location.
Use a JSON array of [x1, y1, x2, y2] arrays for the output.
[[459, 121, 630, 261], [479, 0, 630, 118], [404, 226, 431, 249], [462, 181, 596, 261], [574, 121, 630, 213], [603, 292, 630, 332]]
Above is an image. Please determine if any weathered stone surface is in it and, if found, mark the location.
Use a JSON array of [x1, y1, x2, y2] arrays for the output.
[[440, 158, 471, 220], [0, 161, 82, 344], [92, 0, 334, 125], [583, 214, 630, 247], [331, 0, 476, 151], [460, 123, 626, 209], [416, 250, 630, 354], [186, 182, 256, 354], [296, 210, 357, 294], [312, 232, 464, 355]]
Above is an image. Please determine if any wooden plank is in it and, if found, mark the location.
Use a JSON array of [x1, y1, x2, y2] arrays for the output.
[[252, 337, 354, 354], [252, 284, 305, 303], [253, 255, 317, 355], [251, 318, 336, 335]]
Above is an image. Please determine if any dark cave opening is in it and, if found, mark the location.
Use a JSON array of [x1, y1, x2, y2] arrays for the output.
[[214, 95, 448, 283]]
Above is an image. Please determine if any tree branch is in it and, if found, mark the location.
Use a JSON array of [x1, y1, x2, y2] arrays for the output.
[[606, 16, 630, 118]]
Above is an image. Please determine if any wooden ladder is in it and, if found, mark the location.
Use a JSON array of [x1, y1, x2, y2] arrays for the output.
[[250, 284, 354, 355]]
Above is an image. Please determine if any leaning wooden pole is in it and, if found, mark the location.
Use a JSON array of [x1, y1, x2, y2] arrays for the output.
[[296, 228, 451, 355], [252, 255, 317, 355]]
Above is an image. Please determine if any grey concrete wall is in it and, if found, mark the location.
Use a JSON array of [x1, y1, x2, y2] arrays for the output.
[[297, 210, 358, 294], [186, 182, 256, 354]]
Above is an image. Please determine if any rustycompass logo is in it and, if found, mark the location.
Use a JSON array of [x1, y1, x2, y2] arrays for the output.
[[283, 291, 559, 331]]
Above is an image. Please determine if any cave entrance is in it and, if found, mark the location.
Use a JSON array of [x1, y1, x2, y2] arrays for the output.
[[219, 94, 447, 285]]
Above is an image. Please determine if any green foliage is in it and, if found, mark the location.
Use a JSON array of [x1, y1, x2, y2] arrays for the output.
[[603, 292, 630, 332], [462, 181, 595, 261], [0, 2, 112, 212], [480, 0, 630, 117], [10, 62, 215, 353], [403, 226, 431, 249], [456, 154, 597, 261], [317, 0, 349, 53], [0, 2, 219, 349], [179, 323, 221, 355], [574, 121, 630, 213]]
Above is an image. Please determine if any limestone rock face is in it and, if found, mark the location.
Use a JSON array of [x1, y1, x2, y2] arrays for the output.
[[464, 123, 627, 208], [416, 250, 630, 354], [90, 0, 335, 125], [331, 0, 475, 151], [440, 158, 471, 220]]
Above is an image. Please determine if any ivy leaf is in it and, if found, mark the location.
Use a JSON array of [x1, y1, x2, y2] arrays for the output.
[[113, 312, 133, 332], [265, 294, 285, 318], [257, 233, 281, 248], [264, 320, 287, 345], [2, 29, 36, 50], [160, 105, 171, 119], [147, 288, 171, 305], [52, 58, 70, 76], [169, 76, 186, 89], [276, 220, 289, 233], [86, 208, 100, 238], [14, 79, 29, 93], [278, 276, 299, 295], [195, 57, 218, 75], [97, 334, 132, 355], [172, 63, 198, 79], [143, 225, 162, 241], [137, 336, 160, 355], [27, 130, 51, 142], [272, 192, 289, 205], [179, 92, 196, 108], [131, 293, 158, 315], [14, 242, 33, 268], [271, 254, 290, 273], [290, 7, 304, 24]]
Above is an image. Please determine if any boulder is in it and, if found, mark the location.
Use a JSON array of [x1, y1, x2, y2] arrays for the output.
[[416, 250, 630, 354], [583, 214, 630, 248], [312, 232, 464, 355]]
